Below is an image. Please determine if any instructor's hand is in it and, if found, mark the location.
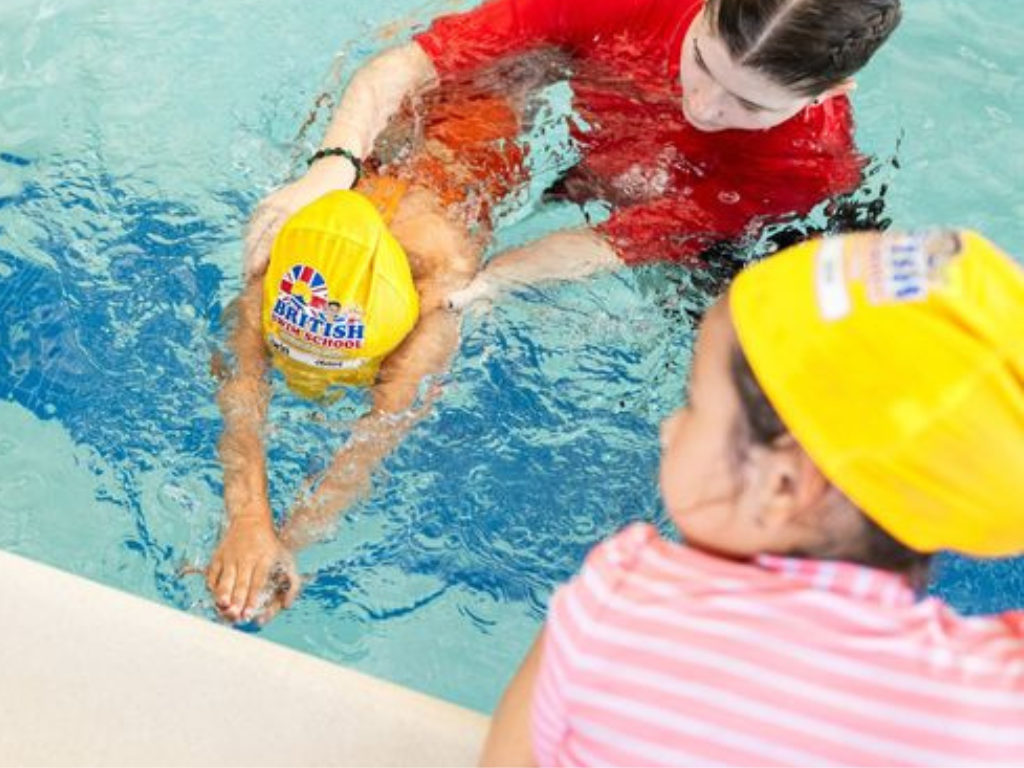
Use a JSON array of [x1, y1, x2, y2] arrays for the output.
[[243, 157, 358, 280], [446, 273, 498, 312], [206, 516, 300, 625]]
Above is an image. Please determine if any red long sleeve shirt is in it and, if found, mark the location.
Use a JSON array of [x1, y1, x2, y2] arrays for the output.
[[415, 0, 864, 265]]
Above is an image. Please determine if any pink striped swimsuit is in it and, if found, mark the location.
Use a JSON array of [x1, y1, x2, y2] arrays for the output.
[[531, 523, 1024, 766]]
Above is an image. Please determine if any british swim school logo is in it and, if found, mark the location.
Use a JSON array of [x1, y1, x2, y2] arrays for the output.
[[271, 263, 366, 352], [866, 231, 962, 305]]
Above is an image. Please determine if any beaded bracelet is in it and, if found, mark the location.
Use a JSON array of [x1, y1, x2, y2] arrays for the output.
[[307, 147, 362, 185]]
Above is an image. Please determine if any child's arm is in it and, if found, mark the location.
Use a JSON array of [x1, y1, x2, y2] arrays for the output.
[[278, 188, 477, 552], [207, 281, 300, 623], [279, 303, 461, 551], [480, 633, 544, 767], [447, 228, 621, 310]]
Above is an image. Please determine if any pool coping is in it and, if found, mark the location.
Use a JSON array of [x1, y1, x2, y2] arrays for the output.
[[0, 549, 489, 766]]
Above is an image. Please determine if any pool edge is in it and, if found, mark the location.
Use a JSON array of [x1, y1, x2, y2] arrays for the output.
[[0, 548, 489, 766]]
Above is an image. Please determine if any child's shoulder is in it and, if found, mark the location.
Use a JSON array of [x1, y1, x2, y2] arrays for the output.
[[588, 521, 660, 564], [583, 522, 682, 579], [580, 522, 765, 593]]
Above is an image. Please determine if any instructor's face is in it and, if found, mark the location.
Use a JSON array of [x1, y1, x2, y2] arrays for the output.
[[678, 13, 813, 132]]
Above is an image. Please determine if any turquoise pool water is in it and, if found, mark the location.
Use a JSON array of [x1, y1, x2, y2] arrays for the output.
[[1, 0, 1021, 713]]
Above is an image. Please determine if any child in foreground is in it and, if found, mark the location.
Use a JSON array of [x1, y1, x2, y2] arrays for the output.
[[481, 230, 1024, 766]]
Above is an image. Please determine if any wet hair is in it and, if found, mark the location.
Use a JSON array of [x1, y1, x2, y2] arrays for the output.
[[705, 0, 902, 96], [729, 342, 931, 579]]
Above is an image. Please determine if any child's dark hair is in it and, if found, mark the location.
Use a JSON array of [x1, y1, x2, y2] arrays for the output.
[[705, 0, 902, 97], [729, 343, 931, 579]]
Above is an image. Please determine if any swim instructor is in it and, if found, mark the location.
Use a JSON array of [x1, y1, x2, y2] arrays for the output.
[[244, 0, 901, 303]]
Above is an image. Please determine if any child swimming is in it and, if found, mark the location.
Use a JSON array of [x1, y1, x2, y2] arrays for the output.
[[207, 82, 530, 625], [207, 177, 481, 626], [481, 230, 1024, 765]]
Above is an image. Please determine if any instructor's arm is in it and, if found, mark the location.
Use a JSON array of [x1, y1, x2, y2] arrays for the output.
[[244, 43, 438, 279], [448, 228, 621, 310]]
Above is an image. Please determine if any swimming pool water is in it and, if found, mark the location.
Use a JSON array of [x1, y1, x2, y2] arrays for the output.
[[1, 0, 1022, 713]]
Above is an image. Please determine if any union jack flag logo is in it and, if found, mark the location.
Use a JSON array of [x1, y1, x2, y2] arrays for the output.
[[278, 263, 329, 311]]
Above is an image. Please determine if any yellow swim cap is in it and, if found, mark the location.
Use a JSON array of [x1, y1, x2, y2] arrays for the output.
[[262, 189, 419, 399], [729, 230, 1024, 557]]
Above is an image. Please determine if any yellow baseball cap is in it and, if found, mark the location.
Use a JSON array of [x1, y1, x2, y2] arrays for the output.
[[261, 189, 419, 399], [729, 230, 1024, 557]]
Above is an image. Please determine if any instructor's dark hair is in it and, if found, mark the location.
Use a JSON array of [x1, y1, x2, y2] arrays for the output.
[[728, 341, 931, 581], [705, 0, 902, 96]]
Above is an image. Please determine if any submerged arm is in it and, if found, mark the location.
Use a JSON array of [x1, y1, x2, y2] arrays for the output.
[[217, 282, 270, 521], [281, 187, 476, 549], [447, 227, 621, 310], [207, 281, 299, 623], [280, 305, 462, 550]]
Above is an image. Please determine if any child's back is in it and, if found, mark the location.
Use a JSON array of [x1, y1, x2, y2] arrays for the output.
[[534, 522, 1024, 766]]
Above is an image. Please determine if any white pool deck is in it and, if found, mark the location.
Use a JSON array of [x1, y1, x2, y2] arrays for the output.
[[0, 549, 490, 766]]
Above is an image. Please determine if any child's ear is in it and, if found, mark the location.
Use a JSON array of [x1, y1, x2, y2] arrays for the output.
[[748, 439, 830, 530], [814, 78, 857, 105], [789, 449, 832, 519]]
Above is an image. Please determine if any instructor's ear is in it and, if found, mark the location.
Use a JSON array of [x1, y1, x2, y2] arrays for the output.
[[813, 78, 857, 106]]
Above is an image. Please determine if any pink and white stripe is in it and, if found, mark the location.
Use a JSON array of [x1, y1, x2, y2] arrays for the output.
[[531, 523, 1024, 766]]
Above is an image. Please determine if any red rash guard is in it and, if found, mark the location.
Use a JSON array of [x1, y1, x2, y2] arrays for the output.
[[414, 0, 864, 265]]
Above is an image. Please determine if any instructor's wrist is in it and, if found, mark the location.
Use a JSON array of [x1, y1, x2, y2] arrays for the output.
[[305, 154, 359, 190], [308, 146, 362, 186]]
